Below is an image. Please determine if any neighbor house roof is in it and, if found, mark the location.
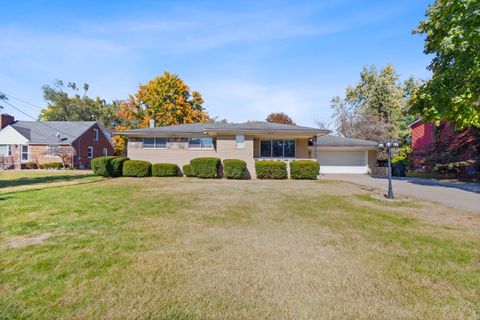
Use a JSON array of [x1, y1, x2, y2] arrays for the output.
[[10, 121, 98, 144], [117, 122, 329, 136], [315, 135, 378, 148]]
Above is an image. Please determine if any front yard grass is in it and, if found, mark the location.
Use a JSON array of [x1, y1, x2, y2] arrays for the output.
[[0, 172, 479, 319]]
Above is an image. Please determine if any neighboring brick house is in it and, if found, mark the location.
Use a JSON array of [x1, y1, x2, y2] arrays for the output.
[[409, 119, 479, 170], [0, 114, 114, 169]]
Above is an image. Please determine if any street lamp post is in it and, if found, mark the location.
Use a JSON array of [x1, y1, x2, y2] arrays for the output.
[[378, 141, 399, 199]]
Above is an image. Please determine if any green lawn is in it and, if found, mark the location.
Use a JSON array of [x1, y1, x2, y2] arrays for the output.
[[0, 172, 479, 319]]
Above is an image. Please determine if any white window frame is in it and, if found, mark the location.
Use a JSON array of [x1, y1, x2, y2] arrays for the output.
[[48, 145, 59, 156], [142, 137, 167, 149], [0, 145, 12, 157], [21, 145, 29, 162], [93, 128, 99, 141], [259, 139, 296, 158], [188, 137, 214, 150], [236, 135, 245, 149], [87, 146, 94, 159], [103, 148, 108, 156]]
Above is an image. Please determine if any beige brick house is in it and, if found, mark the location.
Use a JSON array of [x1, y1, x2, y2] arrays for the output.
[[118, 121, 375, 177]]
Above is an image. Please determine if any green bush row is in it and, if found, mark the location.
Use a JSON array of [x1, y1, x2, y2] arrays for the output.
[[255, 160, 319, 179], [92, 157, 319, 180]]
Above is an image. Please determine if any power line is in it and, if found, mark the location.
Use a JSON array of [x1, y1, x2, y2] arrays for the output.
[[4, 93, 44, 110], [0, 98, 75, 138]]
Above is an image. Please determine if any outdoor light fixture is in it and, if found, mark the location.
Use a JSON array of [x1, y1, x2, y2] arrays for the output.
[[378, 140, 399, 199]]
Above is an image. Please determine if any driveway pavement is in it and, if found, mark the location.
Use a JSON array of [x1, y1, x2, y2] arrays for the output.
[[322, 174, 480, 213]]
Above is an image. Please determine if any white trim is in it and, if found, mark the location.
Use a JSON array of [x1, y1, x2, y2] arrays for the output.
[[21, 145, 29, 162], [87, 146, 94, 159], [93, 128, 99, 141], [103, 148, 108, 156]]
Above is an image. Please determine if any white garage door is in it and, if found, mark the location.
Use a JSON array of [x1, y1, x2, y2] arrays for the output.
[[317, 150, 368, 174]]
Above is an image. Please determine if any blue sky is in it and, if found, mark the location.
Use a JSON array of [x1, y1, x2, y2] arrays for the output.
[[0, 0, 433, 127]]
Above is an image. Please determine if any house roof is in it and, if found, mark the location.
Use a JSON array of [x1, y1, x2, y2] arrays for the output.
[[315, 135, 378, 148], [9, 121, 97, 144], [117, 122, 329, 136], [408, 118, 423, 128]]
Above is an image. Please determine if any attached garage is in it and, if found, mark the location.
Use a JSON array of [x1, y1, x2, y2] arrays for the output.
[[317, 149, 369, 174], [310, 135, 378, 174]]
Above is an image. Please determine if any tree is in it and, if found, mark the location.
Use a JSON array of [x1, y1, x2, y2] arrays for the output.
[[114, 72, 210, 154], [411, 0, 480, 128], [266, 112, 295, 125], [331, 65, 419, 161], [39, 80, 121, 130], [119, 71, 209, 128]]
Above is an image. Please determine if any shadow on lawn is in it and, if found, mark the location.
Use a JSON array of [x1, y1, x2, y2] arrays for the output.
[[0, 174, 97, 189]]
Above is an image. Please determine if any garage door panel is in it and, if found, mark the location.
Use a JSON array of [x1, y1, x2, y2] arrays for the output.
[[317, 150, 368, 174]]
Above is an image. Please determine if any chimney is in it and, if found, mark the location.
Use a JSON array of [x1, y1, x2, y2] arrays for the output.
[[149, 119, 156, 128], [0, 114, 15, 129]]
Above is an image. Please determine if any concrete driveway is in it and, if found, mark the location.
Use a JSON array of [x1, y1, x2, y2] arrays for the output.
[[322, 174, 480, 213]]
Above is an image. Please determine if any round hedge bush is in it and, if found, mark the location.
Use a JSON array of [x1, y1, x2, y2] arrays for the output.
[[91, 156, 129, 177], [122, 160, 152, 177], [152, 163, 179, 177], [290, 160, 320, 180], [183, 164, 195, 177], [223, 159, 247, 179], [190, 157, 221, 178], [255, 161, 287, 179]]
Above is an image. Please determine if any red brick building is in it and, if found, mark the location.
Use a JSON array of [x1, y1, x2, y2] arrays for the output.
[[410, 119, 479, 170], [0, 114, 114, 169]]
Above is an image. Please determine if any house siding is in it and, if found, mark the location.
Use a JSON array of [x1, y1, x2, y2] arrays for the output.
[[128, 135, 257, 177], [127, 136, 312, 178]]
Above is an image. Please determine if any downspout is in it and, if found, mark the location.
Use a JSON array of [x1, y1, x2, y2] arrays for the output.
[[314, 135, 317, 160]]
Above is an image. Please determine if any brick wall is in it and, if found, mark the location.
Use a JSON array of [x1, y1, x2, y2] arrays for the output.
[[71, 123, 114, 168]]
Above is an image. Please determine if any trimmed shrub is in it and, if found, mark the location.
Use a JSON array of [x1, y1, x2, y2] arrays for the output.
[[91, 156, 113, 176], [190, 157, 221, 178], [152, 163, 179, 177], [91, 156, 129, 177], [183, 164, 195, 177], [255, 161, 287, 179], [290, 160, 320, 180], [223, 159, 247, 179], [25, 161, 38, 169], [109, 157, 129, 177], [39, 162, 63, 170], [122, 160, 151, 177]]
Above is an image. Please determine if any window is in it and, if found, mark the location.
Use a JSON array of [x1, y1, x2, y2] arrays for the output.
[[103, 148, 108, 156], [93, 129, 99, 141], [143, 137, 167, 149], [189, 137, 214, 149], [48, 145, 59, 156], [87, 146, 94, 159], [0, 145, 11, 156], [236, 135, 245, 148], [21, 145, 29, 161], [259, 140, 296, 158]]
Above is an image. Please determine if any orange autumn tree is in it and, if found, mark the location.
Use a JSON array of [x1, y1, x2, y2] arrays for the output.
[[114, 72, 209, 154]]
